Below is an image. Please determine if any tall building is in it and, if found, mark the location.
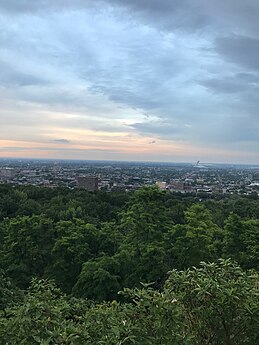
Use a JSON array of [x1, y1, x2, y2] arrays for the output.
[[76, 175, 99, 191]]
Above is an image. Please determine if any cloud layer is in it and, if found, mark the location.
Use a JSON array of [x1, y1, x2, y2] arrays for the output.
[[0, 0, 259, 163]]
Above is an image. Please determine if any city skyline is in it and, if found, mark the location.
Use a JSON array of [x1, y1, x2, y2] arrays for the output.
[[0, 1, 259, 164]]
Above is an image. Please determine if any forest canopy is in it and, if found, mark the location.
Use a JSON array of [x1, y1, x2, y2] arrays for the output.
[[0, 185, 258, 344]]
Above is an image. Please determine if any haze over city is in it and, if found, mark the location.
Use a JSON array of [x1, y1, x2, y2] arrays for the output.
[[0, 0, 259, 163]]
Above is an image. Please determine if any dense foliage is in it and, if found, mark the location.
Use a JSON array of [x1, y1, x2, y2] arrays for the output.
[[0, 184, 258, 343], [0, 260, 258, 344]]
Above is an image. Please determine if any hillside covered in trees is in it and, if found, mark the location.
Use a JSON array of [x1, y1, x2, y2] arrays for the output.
[[0, 184, 258, 344]]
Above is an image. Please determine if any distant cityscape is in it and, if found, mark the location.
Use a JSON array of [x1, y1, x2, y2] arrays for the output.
[[0, 158, 259, 196]]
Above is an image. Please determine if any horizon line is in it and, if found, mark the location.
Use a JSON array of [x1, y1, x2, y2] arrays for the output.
[[0, 156, 259, 167]]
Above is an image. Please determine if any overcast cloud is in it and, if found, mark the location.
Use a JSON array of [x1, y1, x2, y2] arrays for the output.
[[0, 0, 259, 163]]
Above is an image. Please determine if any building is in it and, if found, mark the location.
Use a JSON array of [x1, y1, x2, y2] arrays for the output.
[[76, 175, 99, 191], [169, 180, 184, 192], [156, 181, 167, 190]]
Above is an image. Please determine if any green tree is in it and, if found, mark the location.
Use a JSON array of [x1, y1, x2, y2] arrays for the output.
[[120, 187, 173, 242], [72, 255, 121, 301], [0, 279, 86, 345], [1, 215, 55, 288], [224, 214, 259, 270], [164, 204, 222, 269], [117, 187, 173, 287], [51, 220, 98, 293], [166, 259, 259, 344]]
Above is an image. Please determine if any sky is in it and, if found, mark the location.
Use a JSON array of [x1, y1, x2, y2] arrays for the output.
[[0, 0, 259, 164]]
